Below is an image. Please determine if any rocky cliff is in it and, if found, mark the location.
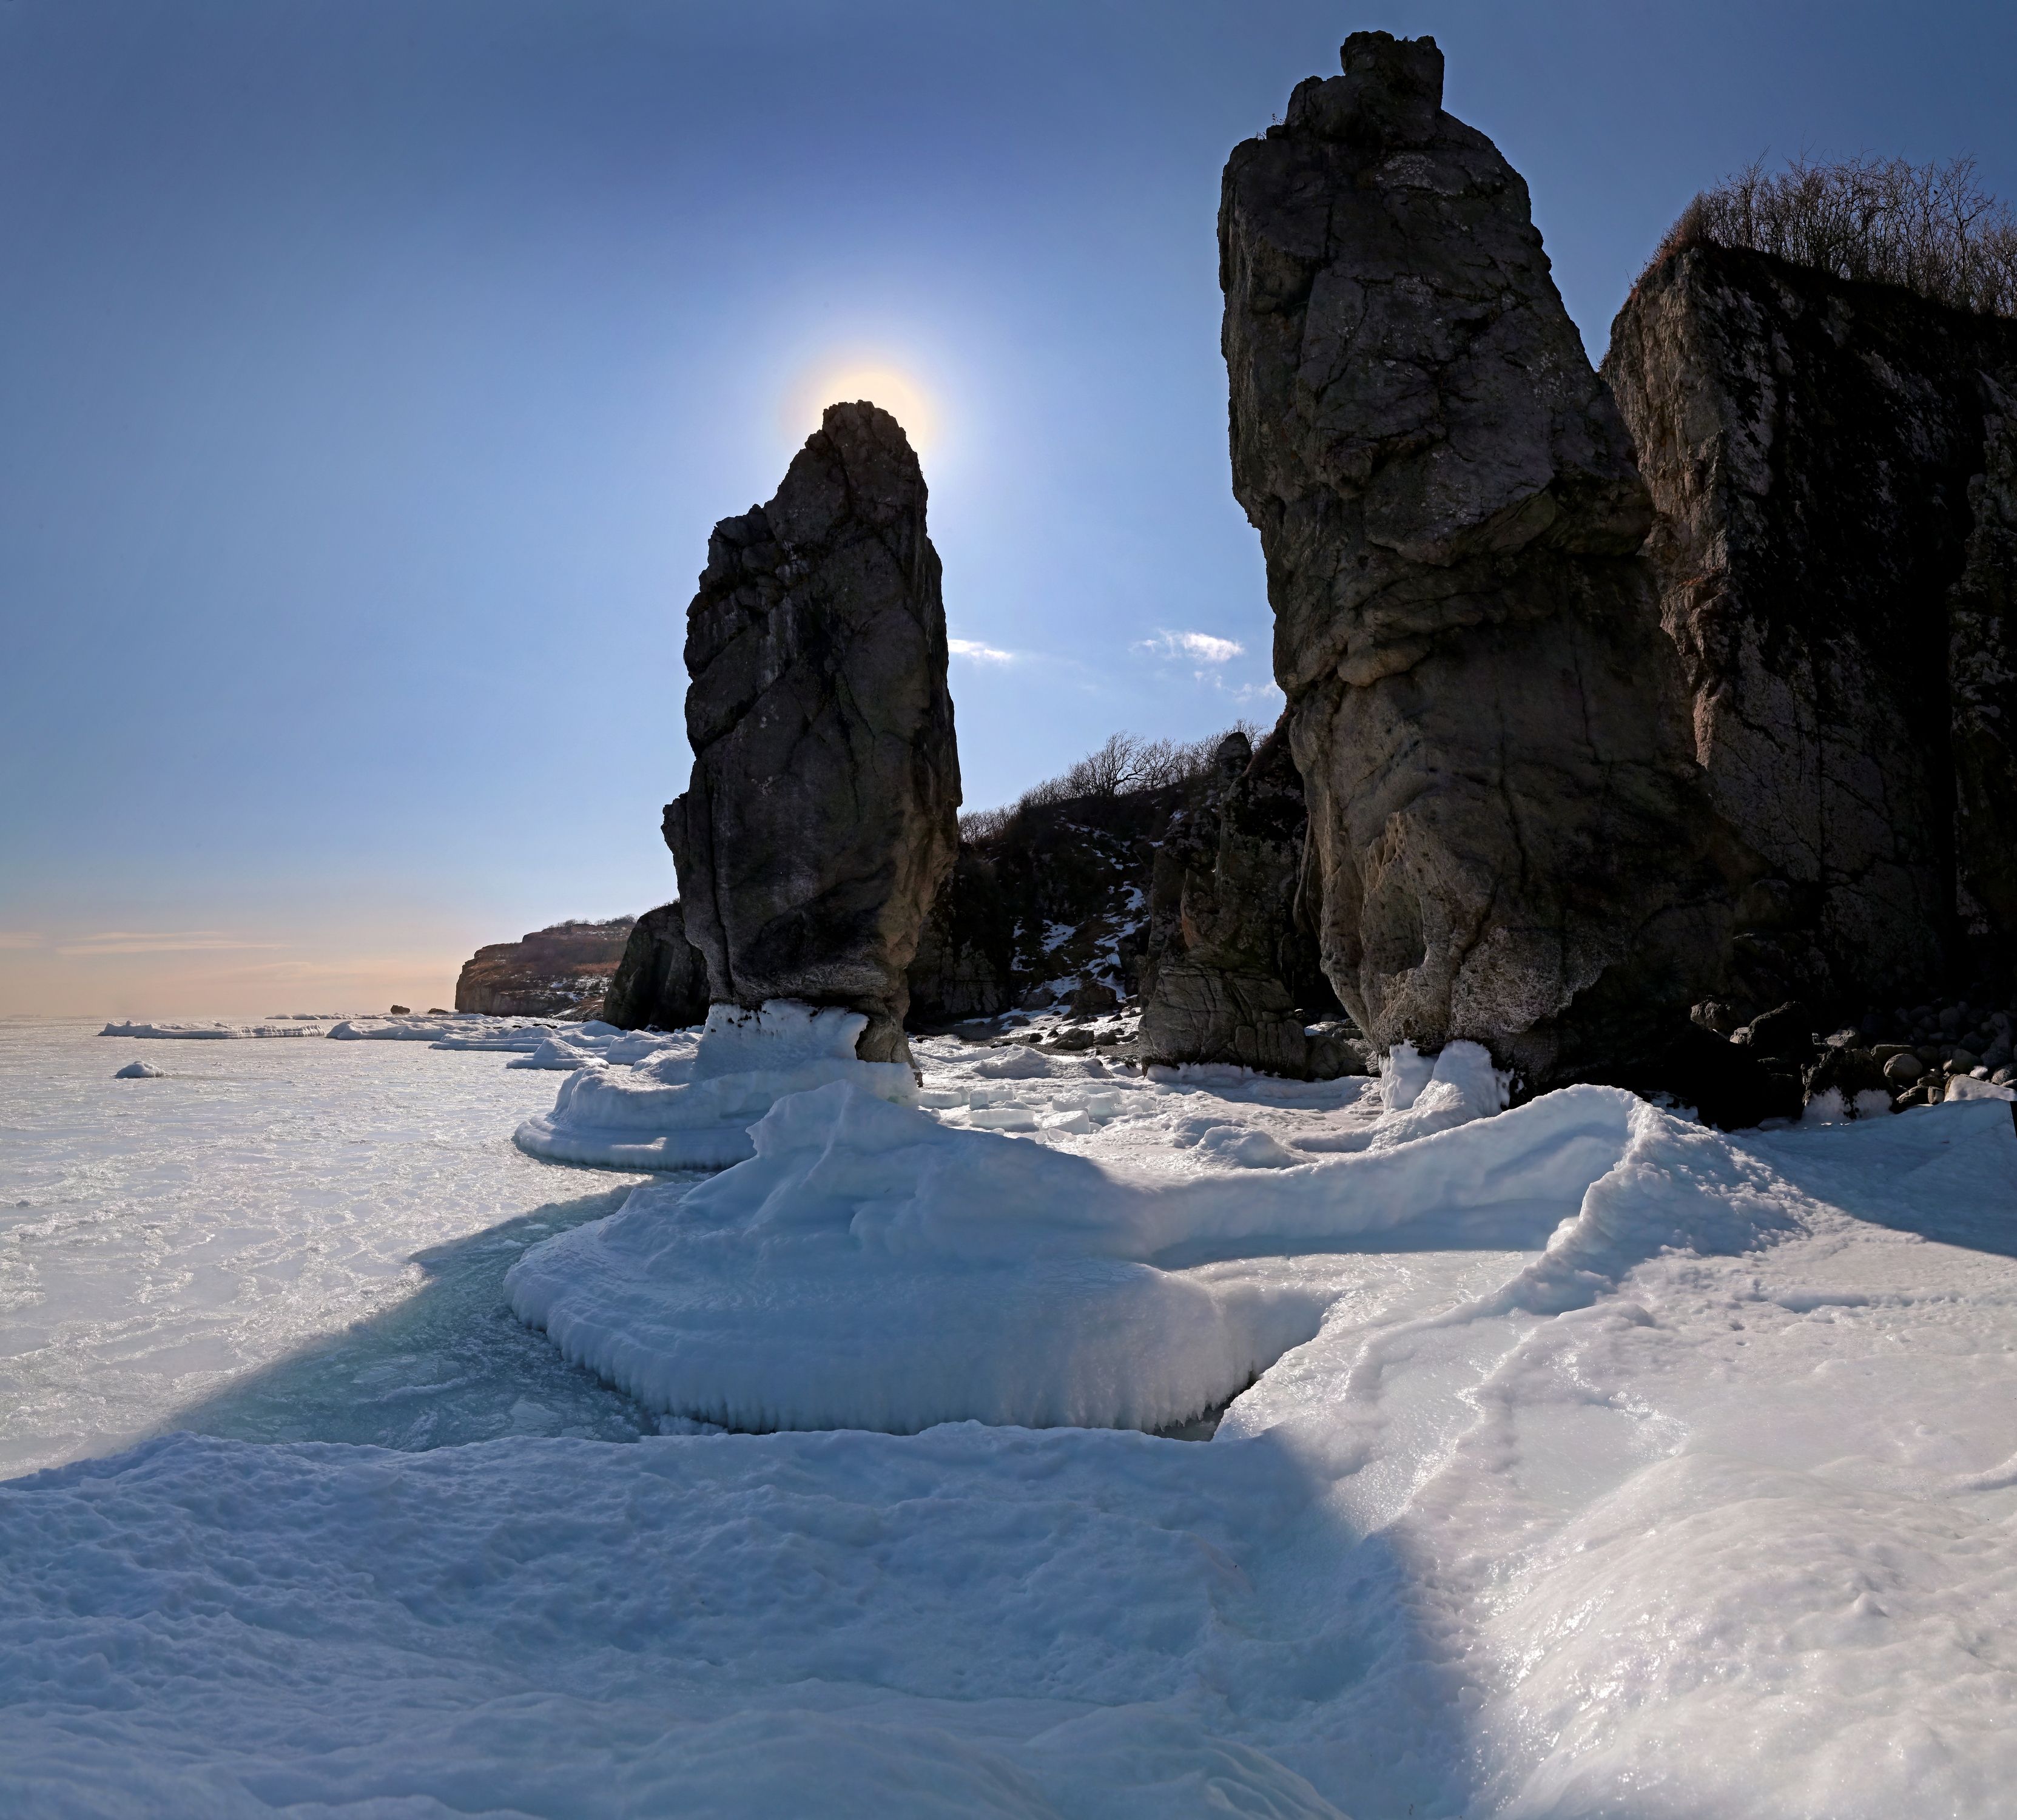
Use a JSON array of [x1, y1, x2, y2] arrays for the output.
[[1606, 240, 2017, 1008], [454, 919, 635, 1017], [1219, 32, 1742, 1087], [664, 402, 961, 1066], [1138, 726, 1342, 1076], [906, 783, 1183, 1029], [601, 902, 710, 1031]]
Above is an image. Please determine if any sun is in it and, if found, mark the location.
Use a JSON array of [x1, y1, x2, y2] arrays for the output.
[[782, 359, 940, 453]]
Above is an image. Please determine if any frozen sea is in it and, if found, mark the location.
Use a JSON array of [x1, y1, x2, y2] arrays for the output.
[[5, 1015, 2017, 1817], [0, 1019, 655, 1478]]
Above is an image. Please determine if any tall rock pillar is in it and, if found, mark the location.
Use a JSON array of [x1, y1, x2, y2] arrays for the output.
[[664, 402, 961, 1066], [1607, 244, 2017, 1004], [1219, 32, 1741, 1085]]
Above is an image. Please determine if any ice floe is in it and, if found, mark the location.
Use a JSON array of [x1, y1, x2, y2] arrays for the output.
[[99, 1020, 318, 1039]]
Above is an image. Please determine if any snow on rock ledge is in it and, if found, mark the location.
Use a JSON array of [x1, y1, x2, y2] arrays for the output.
[[513, 999, 917, 1171], [507, 1075, 1642, 1433]]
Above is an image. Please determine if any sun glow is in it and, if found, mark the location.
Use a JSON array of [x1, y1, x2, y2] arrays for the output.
[[782, 358, 940, 453]]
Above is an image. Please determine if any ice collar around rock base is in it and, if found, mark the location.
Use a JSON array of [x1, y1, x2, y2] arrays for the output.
[[506, 1074, 1646, 1434], [513, 999, 918, 1171]]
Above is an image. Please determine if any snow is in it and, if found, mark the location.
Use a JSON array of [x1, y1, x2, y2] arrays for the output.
[[514, 999, 917, 1170], [1947, 1072, 2016, 1103], [7, 1017, 2017, 1814], [111, 1060, 165, 1079]]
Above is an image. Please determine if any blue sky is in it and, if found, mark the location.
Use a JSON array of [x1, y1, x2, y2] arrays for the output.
[[5, 0, 2014, 1014]]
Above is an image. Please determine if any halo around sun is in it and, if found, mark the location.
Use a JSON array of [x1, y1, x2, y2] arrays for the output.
[[782, 359, 939, 452]]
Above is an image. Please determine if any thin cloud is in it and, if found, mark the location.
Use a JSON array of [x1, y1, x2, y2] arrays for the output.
[[55, 932, 288, 957], [0, 932, 42, 950], [949, 638, 1016, 664], [1139, 629, 1244, 664]]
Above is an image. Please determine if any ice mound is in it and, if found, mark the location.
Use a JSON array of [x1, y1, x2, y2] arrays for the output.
[[503, 1025, 674, 1071], [506, 1034, 596, 1071], [112, 1060, 166, 1079], [99, 1020, 313, 1040], [508, 1077, 1639, 1432], [513, 1000, 917, 1171], [328, 1016, 470, 1042]]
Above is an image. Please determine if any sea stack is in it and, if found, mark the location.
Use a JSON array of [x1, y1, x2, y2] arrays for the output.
[[1218, 32, 1741, 1085], [664, 402, 961, 1066]]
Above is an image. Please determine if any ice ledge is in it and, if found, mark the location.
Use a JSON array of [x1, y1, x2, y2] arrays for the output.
[[514, 999, 916, 1171]]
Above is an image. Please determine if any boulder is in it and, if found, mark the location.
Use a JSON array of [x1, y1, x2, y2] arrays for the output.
[[1606, 241, 2017, 1004], [664, 403, 961, 1066], [1139, 723, 1341, 1076], [1219, 32, 1741, 1088], [602, 902, 710, 1032]]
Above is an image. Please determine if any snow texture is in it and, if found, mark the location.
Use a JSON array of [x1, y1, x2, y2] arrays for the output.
[[514, 1000, 917, 1171], [9, 1019, 2017, 1816], [112, 1060, 166, 1079]]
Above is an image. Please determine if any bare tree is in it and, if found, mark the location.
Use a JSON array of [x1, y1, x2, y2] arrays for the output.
[[1646, 154, 2017, 318], [956, 721, 1268, 842]]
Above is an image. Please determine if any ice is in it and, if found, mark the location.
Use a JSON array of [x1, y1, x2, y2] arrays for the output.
[[331, 1013, 541, 1045], [0, 1020, 656, 1479], [9, 1017, 2017, 1814], [112, 1060, 165, 1079], [328, 1014, 470, 1040], [507, 1033, 597, 1070], [99, 1019, 315, 1039], [507, 1076, 1634, 1433], [513, 999, 917, 1170]]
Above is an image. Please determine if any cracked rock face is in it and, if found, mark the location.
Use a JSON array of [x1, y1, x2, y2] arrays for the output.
[[1139, 724, 1338, 1076], [1220, 32, 1739, 1084], [1951, 376, 2017, 951], [602, 902, 710, 1033], [662, 403, 961, 1066], [1607, 244, 2017, 1005]]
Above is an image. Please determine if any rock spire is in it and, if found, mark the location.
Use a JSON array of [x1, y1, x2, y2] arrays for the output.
[[663, 402, 961, 1065], [1219, 31, 1742, 1084]]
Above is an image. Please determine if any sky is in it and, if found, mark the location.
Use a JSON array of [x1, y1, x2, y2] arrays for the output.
[[4, 0, 2015, 1017]]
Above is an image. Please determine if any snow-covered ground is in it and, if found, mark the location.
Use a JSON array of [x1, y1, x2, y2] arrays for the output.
[[5, 1015, 2017, 1815]]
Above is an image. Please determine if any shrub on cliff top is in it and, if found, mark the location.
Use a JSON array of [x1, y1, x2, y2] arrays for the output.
[[958, 724, 1264, 842], [1649, 155, 2017, 318]]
